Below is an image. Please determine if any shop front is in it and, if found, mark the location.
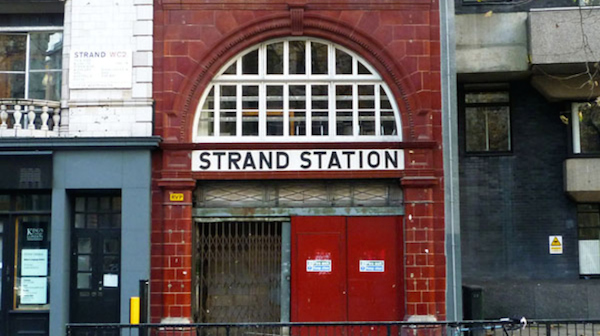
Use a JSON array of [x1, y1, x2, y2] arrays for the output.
[[153, 0, 444, 323]]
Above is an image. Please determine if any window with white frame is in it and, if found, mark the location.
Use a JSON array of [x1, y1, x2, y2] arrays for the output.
[[0, 31, 62, 101], [193, 38, 401, 142], [572, 102, 600, 154]]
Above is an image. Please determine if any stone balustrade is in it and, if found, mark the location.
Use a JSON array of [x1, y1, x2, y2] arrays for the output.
[[0, 99, 61, 137]]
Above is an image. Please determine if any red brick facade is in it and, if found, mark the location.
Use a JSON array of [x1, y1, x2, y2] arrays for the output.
[[152, 0, 444, 322]]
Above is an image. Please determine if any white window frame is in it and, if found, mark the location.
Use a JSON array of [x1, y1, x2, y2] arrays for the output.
[[192, 38, 402, 143], [0, 27, 63, 101]]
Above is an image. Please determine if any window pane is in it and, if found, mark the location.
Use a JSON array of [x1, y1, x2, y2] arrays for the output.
[[578, 212, 600, 228], [242, 49, 258, 75], [86, 214, 98, 229], [28, 71, 61, 101], [223, 63, 236, 75], [465, 107, 487, 152], [336, 49, 352, 75], [336, 85, 353, 136], [380, 88, 396, 135], [358, 61, 372, 75], [78, 238, 92, 254], [266, 85, 283, 136], [0, 34, 26, 71], [74, 214, 85, 229], [75, 197, 85, 212], [487, 107, 510, 151], [311, 42, 328, 75], [242, 85, 258, 136], [104, 239, 119, 254], [103, 256, 119, 272], [579, 105, 600, 153], [0, 195, 9, 211], [15, 195, 51, 211], [77, 273, 91, 289], [289, 85, 306, 136], [0, 73, 25, 98], [358, 85, 375, 135], [198, 87, 214, 136], [29, 32, 62, 70], [77, 255, 92, 271], [465, 91, 509, 104], [220, 85, 237, 136], [112, 196, 121, 211], [266, 42, 283, 75], [311, 85, 329, 136], [289, 41, 306, 75]]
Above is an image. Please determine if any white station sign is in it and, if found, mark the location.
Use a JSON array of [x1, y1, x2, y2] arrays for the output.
[[191, 149, 404, 172]]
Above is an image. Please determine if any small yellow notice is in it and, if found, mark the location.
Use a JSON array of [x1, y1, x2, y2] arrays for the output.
[[549, 235, 563, 255], [169, 193, 184, 202]]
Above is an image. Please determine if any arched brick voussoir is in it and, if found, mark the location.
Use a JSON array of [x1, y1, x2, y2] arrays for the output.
[[172, 12, 422, 143]]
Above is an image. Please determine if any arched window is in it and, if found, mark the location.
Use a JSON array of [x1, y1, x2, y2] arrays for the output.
[[193, 38, 402, 142]]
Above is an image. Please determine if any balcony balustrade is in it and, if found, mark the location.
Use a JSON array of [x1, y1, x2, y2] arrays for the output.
[[0, 99, 61, 137]]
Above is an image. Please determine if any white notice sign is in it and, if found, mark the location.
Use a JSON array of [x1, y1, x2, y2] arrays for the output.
[[20, 277, 47, 304], [549, 235, 563, 254], [103, 274, 119, 288], [21, 249, 48, 276], [69, 50, 132, 89], [360, 260, 385, 272], [306, 260, 332, 272]]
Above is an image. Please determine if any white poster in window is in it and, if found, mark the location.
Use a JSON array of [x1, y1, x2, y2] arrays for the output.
[[20, 277, 47, 304], [21, 249, 48, 276], [103, 274, 118, 288]]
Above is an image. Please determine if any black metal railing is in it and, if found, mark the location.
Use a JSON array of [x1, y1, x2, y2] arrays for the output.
[[66, 319, 534, 336]]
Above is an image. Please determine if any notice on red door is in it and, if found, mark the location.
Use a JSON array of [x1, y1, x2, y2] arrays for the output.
[[359, 260, 385, 272], [306, 259, 332, 272]]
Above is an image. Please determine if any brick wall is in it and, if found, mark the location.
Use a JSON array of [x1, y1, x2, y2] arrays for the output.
[[459, 81, 581, 318], [153, 0, 444, 323]]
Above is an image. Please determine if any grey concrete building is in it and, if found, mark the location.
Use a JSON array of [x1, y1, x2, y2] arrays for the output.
[[0, 0, 157, 335], [454, 0, 600, 319]]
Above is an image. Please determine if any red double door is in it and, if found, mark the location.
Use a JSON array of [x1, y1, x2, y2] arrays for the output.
[[291, 216, 404, 322]]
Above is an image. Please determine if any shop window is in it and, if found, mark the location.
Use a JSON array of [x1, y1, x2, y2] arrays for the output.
[[193, 38, 401, 142], [15, 215, 50, 309], [0, 31, 62, 101], [464, 85, 511, 153], [578, 204, 600, 275], [571, 102, 600, 154]]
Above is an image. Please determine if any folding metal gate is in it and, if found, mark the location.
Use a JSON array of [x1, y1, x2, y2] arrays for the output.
[[195, 221, 282, 323]]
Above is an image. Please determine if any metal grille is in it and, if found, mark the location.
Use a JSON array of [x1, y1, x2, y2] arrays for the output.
[[195, 221, 282, 323], [194, 180, 403, 208]]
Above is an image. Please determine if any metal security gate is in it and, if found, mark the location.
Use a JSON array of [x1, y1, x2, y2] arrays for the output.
[[195, 221, 282, 323]]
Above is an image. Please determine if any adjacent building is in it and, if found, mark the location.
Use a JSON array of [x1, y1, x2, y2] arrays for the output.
[[0, 0, 156, 335], [152, 0, 446, 324], [455, 0, 600, 319]]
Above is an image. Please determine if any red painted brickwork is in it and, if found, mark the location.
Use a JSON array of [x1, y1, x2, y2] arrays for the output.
[[153, 0, 444, 323]]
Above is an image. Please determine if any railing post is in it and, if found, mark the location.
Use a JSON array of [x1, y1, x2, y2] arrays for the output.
[[0, 105, 7, 130], [27, 104, 36, 130], [546, 322, 551, 336], [13, 104, 22, 130], [41, 105, 50, 131]]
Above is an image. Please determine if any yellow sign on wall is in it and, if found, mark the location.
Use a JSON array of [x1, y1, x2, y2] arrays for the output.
[[169, 193, 184, 202], [549, 235, 563, 254]]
